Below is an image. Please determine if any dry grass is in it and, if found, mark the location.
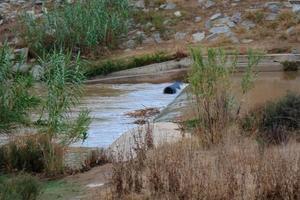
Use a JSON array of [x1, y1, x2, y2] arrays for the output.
[[105, 132, 299, 200]]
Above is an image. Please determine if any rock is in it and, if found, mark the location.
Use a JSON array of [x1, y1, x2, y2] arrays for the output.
[[206, 33, 219, 41], [192, 32, 205, 42], [205, 20, 212, 29], [143, 37, 155, 44], [174, 11, 182, 17], [195, 16, 202, 22], [162, 2, 176, 10], [241, 20, 256, 30], [198, 0, 216, 8], [229, 35, 239, 44], [231, 12, 242, 24], [291, 1, 300, 13], [12, 63, 30, 73], [265, 2, 281, 13], [286, 26, 295, 35], [214, 17, 236, 28], [209, 25, 231, 35], [265, 13, 278, 21], [174, 32, 187, 41], [210, 13, 223, 21], [153, 32, 162, 43], [124, 39, 136, 49], [135, 0, 145, 9], [14, 48, 29, 61], [30, 65, 44, 81], [241, 39, 254, 44]]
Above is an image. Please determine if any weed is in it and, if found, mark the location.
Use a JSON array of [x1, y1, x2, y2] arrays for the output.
[[86, 51, 175, 77], [109, 135, 300, 199], [0, 174, 42, 200], [188, 47, 261, 145], [0, 134, 63, 174], [245, 10, 265, 24], [260, 93, 300, 144], [0, 44, 40, 133], [20, 0, 130, 55], [278, 11, 298, 28], [281, 61, 300, 71]]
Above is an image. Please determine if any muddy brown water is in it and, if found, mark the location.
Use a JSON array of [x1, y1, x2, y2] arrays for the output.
[[1, 72, 299, 148], [237, 71, 300, 111]]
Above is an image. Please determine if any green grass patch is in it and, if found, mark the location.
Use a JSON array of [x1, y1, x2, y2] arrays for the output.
[[85, 51, 177, 78], [38, 180, 83, 200], [20, 0, 130, 55], [281, 61, 300, 71], [0, 174, 83, 200]]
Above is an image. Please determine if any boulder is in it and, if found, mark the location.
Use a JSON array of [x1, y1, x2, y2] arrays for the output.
[[30, 65, 44, 81], [192, 32, 205, 42], [174, 32, 187, 41], [241, 20, 256, 30]]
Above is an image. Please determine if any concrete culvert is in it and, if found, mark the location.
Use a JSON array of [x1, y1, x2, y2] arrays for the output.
[[163, 81, 182, 94]]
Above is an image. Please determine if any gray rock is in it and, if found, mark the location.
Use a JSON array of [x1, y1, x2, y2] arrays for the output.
[[143, 37, 155, 44], [195, 16, 202, 22], [265, 2, 281, 13], [214, 17, 236, 28], [124, 39, 136, 49], [265, 13, 278, 21], [205, 20, 212, 29], [30, 65, 44, 81], [286, 26, 295, 35], [14, 48, 29, 61], [231, 12, 242, 23], [174, 11, 182, 17], [241, 20, 256, 30], [209, 25, 231, 35], [153, 32, 162, 43], [198, 0, 216, 8], [241, 39, 254, 44], [291, 2, 300, 13], [135, 0, 145, 9], [229, 35, 239, 44], [192, 32, 205, 42], [174, 32, 187, 41], [162, 2, 176, 10], [206, 33, 219, 41], [12, 63, 30, 73], [210, 13, 223, 21]]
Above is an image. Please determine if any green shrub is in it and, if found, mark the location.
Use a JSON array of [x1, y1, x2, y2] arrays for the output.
[[188, 48, 261, 145], [37, 50, 91, 175], [0, 174, 41, 200], [242, 93, 300, 144], [85, 51, 174, 77], [20, 0, 130, 55], [0, 44, 40, 133], [260, 93, 300, 144], [0, 135, 63, 174], [281, 61, 300, 71]]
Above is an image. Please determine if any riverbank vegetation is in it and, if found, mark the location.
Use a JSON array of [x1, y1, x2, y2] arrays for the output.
[[106, 48, 300, 199], [20, 0, 130, 56], [0, 45, 91, 178]]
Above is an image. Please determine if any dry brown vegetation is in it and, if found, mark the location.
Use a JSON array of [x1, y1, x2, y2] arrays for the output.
[[102, 132, 299, 200], [98, 48, 300, 200]]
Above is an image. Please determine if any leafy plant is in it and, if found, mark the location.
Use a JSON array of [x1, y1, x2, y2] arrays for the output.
[[86, 51, 174, 77], [38, 50, 91, 174], [0, 174, 42, 200], [0, 44, 39, 133], [188, 47, 262, 145], [260, 93, 300, 144], [281, 61, 300, 71], [20, 0, 130, 55]]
